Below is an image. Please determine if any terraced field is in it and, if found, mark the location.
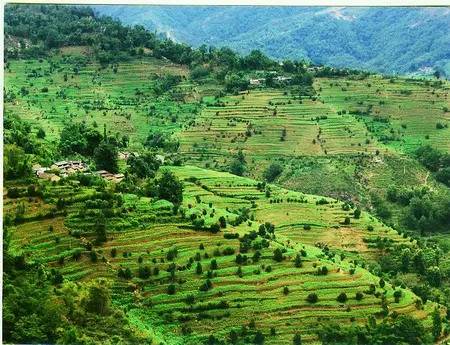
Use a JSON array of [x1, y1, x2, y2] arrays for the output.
[[178, 89, 385, 162], [4, 53, 196, 146], [317, 76, 450, 154], [5, 166, 439, 344], [179, 77, 450, 166]]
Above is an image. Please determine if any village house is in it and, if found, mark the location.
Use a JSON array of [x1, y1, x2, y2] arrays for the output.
[[119, 151, 133, 160], [33, 164, 61, 182], [95, 170, 125, 183], [51, 160, 87, 175], [249, 78, 265, 86], [275, 76, 292, 83]]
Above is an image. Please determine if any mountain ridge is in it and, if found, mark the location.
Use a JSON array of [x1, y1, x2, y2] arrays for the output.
[[93, 5, 450, 77]]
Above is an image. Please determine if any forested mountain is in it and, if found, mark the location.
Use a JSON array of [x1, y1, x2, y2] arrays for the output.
[[93, 6, 450, 77]]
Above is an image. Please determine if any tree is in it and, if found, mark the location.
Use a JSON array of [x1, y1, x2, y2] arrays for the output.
[[59, 122, 102, 157], [196, 262, 203, 275], [283, 286, 289, 295], [293, 333, 302, 345], [229, 159, 245, 176], [167, 284, 176, 295], [4, 144, 32, 180], [306, 293, 318, 303], [263, 163, 283, 182], [84, 279, 111, 315], [94, 217, 107, 244], [273, 248, 283, 262], [354, 208, 361, 219], [94, 142, 118, 173], [337, 292, 347, 303], [294, 254, 302, 268], [379, 278, 385, 288], [225, 73, 249, 93], [426, 266, 442, 287], [37, 128, 46, 139], [254, 330, 265, 344], [219, 216, 227, 228], [127, 152, 160, 178], [432, 308, 442, 340], [229, 329, 239, 344], [157, 170, 183, 205]]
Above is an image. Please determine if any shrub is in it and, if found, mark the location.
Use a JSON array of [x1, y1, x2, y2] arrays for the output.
[[196, 262, 203, 275], [283, 286, 289, 295], [199, 279, 213, 292], [210, 223, 220, 233], [379, 278, 385, 288], [90, 251, 98, 263], [293, 333, 302, 345], [110, 248, 117, 258], [224, 233, 239, 239], [219, 216, 227, 228], [355, 292, 364, 301], [254, 331, 265, 345], [294, 254, 302, 268], [343, 217, 351, 225], [273, 248, 284, 262], [263, 163, 283, 182], [138, 266, 151, 279], [306, 293, 318, 303], [318, 266, 328, 275], [210, 259, 218, 270], [222, 247, 235, 255], [337, 292, 348, 303], [354, 208, 361, 219], [167, 284, 176, 295]]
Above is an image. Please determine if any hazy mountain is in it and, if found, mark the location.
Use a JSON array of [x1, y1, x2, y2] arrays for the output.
[[93, 6, 450, 76]]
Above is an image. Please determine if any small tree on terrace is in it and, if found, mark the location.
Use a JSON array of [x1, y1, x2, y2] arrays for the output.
[[94, 141, 118, 173], [337, 292, 348, 303], [157, 170, 183, 205], [273, 248, 284, 262], [263, 163, 283, 182]]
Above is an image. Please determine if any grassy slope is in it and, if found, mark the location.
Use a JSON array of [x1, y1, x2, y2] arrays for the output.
[[5, 50, 195, 147], [5, 165, 440, 344], [4, 54, 450, 342], [176, 78, 450, 227]]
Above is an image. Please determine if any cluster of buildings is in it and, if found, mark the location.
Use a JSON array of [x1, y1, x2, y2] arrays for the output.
[[33, 160, 124, 183], [95, 170, 125, 183], [33, 160, 87, 182], [249, 75, 293, 86], [33, 152, 164, 184]]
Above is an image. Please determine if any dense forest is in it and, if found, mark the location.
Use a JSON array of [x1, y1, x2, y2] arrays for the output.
[[94, 6, 450, 78], [3, 4, 450, 345]]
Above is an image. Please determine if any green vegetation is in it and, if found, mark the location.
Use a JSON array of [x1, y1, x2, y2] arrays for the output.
[[3, 4, 450, 345]]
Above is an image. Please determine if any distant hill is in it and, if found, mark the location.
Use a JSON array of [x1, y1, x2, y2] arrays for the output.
[[93, 5, 450, 77]]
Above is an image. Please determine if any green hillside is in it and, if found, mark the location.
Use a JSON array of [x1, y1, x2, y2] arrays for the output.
[[4, 165, 444, 344], [3, 4, 450, 345], [93, 6, 450, 77]]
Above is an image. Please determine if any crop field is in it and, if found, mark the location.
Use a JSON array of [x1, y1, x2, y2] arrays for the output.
[[316, 76, 450, 153], [178, 89, 385, 163], [4, 53, 197, 146], [5, 165, 439, 344]]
